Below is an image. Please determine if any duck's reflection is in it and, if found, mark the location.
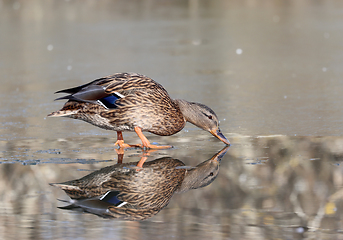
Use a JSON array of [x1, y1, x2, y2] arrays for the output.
[[51, 146, 229, 220]]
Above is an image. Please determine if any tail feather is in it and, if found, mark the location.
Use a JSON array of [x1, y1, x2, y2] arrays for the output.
[[47, 109, 79, 117], [50, 183, 81, 191], [47, 101, 82, 117], [54, 95, 74, 101]]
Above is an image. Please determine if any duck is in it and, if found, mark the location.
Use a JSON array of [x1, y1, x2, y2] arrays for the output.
[[50, 146, 229, 220], [48, 72, 230, 149]]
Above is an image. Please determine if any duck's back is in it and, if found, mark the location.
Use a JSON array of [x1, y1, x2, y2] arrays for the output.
[[99, 73, 186, 136], [50, 73, 186, 135]]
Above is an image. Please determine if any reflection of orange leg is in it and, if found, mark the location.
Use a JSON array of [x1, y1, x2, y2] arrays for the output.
[[136, 156, 148, 168], [135, 150, 157, 167], [134, 127, 172, 149], [114, 131, 141, 149], [115, 149, 124, 164], [115, 149, 156, 167], [115, 148, 125, 156]]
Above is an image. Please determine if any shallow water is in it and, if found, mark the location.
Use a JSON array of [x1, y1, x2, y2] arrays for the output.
[[1, 0, 343, 239]]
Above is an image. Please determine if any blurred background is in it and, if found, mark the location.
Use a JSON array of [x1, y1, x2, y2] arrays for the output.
[[1, 0, 343, 239]]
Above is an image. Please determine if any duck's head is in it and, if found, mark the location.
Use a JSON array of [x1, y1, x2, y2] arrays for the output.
[[176, 99, 230, 145]]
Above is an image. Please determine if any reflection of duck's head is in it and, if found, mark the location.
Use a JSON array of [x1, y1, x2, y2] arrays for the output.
[[176, 146, 228, 193]]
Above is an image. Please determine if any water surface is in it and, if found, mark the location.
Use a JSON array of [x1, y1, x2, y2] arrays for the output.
[[1, 0, 343, 239]]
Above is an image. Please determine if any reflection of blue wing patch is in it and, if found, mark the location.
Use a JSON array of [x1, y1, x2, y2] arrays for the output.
[[100, 191, 127, 207], [98, 94, 119, 109], [101, 191, 121, 205]]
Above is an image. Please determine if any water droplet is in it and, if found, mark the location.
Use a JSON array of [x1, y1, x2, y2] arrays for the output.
[[192, 39, 201, 46], [296, 227, 304, 233], [67, 65, 72, 71], [322, 67, 327, 72], [236, 48, 242, 55], [47, 44, 54, 51]]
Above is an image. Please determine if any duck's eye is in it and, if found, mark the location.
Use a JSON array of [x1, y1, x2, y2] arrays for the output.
[[203, 112, 213, 120], [209, 172, 214, 176]]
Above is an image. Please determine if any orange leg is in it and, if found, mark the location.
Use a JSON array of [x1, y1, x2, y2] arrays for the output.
[[114, 131, 141, 149], [134, 126, 172, 150]]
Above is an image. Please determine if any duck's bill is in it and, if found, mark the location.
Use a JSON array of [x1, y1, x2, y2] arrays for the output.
[[210, 146, 230, 162], [210, 128, 230, 145]]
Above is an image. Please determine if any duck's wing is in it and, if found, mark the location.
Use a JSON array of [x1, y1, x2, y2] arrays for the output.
[[49, 182, 124, 201], [104, 73, 168, 97], [55, 77, 111, 94], [49, 162, 139, 199], [56, 197, 161, 220], [53, 75, 119, 106], [53, 73, 168, 109]]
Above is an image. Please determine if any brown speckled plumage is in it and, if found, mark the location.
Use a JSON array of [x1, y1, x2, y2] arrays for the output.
[[50, 147, 228, 220], [48, 73, 230, 148], [55, 158, 185, 208]]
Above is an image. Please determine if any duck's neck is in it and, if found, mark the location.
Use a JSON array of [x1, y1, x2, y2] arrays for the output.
[[176, 168, 201, 193], [174, 99, 202, 127], [176, 159, 219, 193]]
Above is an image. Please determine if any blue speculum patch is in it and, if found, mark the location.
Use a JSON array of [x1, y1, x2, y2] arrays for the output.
[[99, 94, 119, 109]]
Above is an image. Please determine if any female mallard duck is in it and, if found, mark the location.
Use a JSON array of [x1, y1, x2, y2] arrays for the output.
[[48, 72, 229, 149], [50, 147, 228, 220]]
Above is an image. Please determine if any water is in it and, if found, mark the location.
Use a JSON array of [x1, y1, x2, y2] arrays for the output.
[[1, 0, 343, 239]]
